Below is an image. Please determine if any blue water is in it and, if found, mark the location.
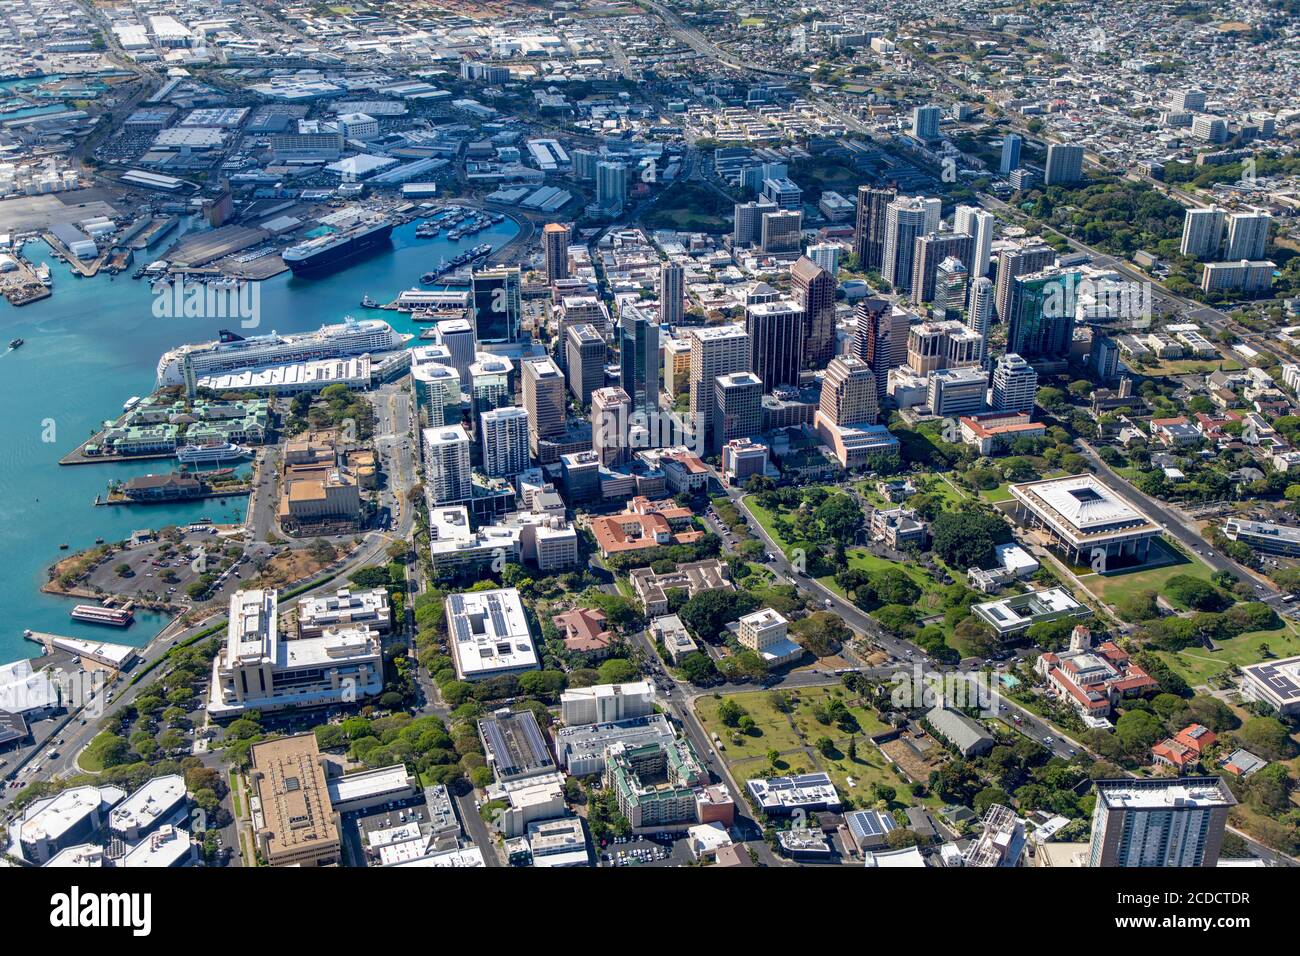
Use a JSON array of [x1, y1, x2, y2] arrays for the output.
[[0, 216, 519, 663]]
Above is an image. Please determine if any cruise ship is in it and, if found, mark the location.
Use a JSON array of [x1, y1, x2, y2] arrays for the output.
[[281, 216, 394, 276], [177, 442, 249, 465], [70, 604, 134, 627], [155, 317, 405, 387]]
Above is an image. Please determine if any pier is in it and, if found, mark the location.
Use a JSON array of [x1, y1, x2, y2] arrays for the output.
[[23, 630, 139, 672]]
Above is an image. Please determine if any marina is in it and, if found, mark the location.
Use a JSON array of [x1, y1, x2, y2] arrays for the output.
[[0, 215, 520, 664]]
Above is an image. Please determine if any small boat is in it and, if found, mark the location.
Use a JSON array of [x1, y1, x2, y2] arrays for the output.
[[8, 338, 23, 349], [360, 294, 378, 308], [59, 543, 69, 550], [420, 271, 437, 284]]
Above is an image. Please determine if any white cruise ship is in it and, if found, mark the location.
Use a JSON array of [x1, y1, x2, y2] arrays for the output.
[[176, 442, 250, 465], [155, 317, 406, 388]]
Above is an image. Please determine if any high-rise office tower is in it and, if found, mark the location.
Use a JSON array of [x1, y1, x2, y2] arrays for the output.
[[967, 276, 994, 364], [542, 222, 571, 282], [745, 299, 804, 393], [853, 186, 896, 272], [760, 209, 802, 254], [819, 356, 879, 426], [467, 353, 512, 437], [806, 242, 840, 276], [907, 320, 981, 375], [852, 299, 912, 402], [565, 323, 605, 405], [591, 385, 631, 467], [734, 199, 778, 247], [659, 261, 684, 326], [1180, 208, 1226, 260], [927, 366, 988, 417], [688, 324, 750, 455], [572, 149, 599, 181], [999, 134, 1022, 174], [1090, 335, 1120, 383], [953, 205, 994, 277], [994, 243, 1055, 322], [618, 303, 659, 419], [1089, 777, 1235, 868], [911, 104, 942, 143], [1225, 211, 1271, 261], [991, 353, 1038, 414], [1044, 143, 1085, 186], [790, 256, 836, 370], [480, 406, 531, 477], [423, 424, 472, 505], [911, 231, 975, 304], [712, 371, 763, 454], [434, 318, 476, 382], [761, 176, 803, 210], [935, 256, 969, 321], [521, 355, 566, 458], [596, 161, 627, 212], [882, 197, 931, 293], [1006, 267, 1080, 361], [471, 266, 522, 346]]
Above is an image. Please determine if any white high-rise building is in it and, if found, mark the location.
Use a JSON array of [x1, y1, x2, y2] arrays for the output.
[[911, 105, 942, 143], [1225, 211, 1271, 261], [423, 424, 472, 505], [1180, 208, 1226, 260], [806, 242, 841, 276], [596, 161, 627, 213], [991, 353, 1037, 414], [967, 276, 994, 365], [882, 197, 931, 293], [954, 205, 994, 277], [688, 324, 750, 453], [480, 406, 531, 477]]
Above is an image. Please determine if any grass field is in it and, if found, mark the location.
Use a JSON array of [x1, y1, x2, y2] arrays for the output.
[[1157, 618, 1300, 685], [643, 182, 732, 232], [1076, 539, 1216, 608], [695, 686, 925, 808]]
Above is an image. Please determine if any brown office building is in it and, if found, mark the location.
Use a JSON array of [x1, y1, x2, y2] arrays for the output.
[[249, 734, 340, 867], [790, 256, 836, 369]]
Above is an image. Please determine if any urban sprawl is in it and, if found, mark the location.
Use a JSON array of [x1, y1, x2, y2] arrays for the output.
[[2, 0, 1300, 875]]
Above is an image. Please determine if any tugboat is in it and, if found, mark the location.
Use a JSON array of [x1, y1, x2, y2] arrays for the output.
[[8, 338, 23, 349]]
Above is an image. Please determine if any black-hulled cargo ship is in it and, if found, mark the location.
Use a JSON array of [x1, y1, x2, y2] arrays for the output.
[[281, 218, 395, 276]]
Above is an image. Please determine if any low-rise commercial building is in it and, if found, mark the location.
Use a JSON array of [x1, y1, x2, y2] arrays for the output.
[[445, 588, 539, 681], [249, 734, 340, 867]]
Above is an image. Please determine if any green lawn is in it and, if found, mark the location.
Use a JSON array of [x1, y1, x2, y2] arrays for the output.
[[229, 769, 243, 816], [1077, 539, 1216, 608], [1157, 618, 1300, 685], [979, 481, 1015, 503], [698, 687, 926, 809]]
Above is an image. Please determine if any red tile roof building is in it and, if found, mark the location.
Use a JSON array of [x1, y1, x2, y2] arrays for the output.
[[551, 607, 615, 658], [1035, 626, 1157, 718], [1152, 723, 1217, 771], [589, 496, 703, 556]]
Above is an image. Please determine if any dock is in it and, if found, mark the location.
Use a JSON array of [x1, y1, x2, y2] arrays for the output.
[[23, 630, 140, 672]]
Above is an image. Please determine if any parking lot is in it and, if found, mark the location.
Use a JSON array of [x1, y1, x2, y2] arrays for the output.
[[598, 833, 696, 868]]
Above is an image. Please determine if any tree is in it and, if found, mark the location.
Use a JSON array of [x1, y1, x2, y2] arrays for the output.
[[678, 651, 718, 684], [790, 611, 851, 657], [596, 658, 639, 684], [869, 568, 922, 606], [717, 698, 747, 727], [885, 827, 921, 849], [1236, 716, 1295, 761], [974, 786, 1012, 817], [678, 589, 760, 643], [931, 510, 1012, 570], [1115, 710, 1164, 754], [814, 494, 863, 544], [1165, 574, 1229, 611]]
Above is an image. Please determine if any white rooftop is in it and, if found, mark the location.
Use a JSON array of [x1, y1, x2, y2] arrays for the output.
[[1018, 474, 1148, 532]]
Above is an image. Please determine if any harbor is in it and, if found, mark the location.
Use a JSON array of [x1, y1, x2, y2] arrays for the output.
[[0, 214, 519, 664]]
